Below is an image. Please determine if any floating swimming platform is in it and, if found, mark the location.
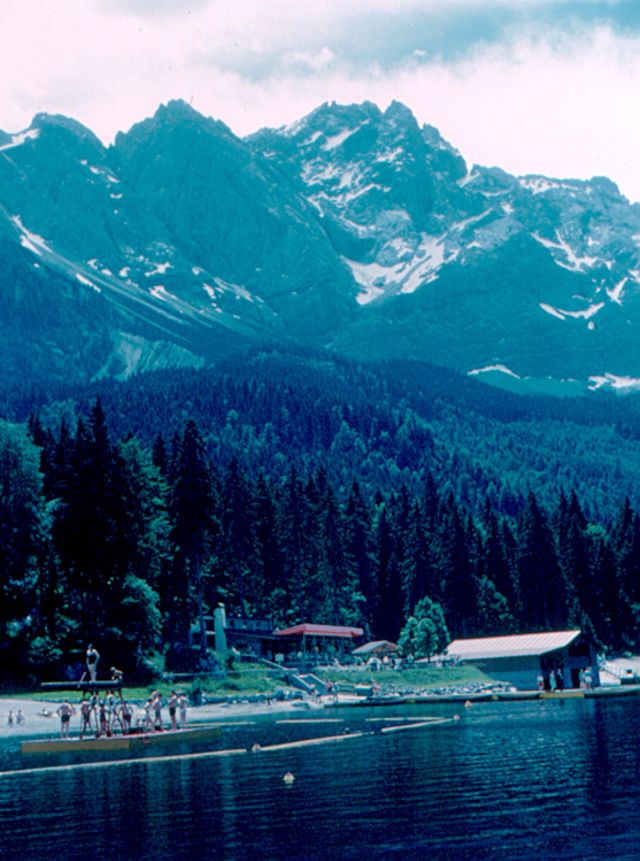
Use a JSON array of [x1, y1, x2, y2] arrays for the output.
[[21, 723, 222, 756]]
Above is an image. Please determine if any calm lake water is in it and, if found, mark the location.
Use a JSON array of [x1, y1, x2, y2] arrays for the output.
[[1, 697, 639, 860]]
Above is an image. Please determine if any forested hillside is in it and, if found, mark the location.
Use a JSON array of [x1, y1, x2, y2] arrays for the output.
[[9, 348, 640, 519], [1, 352, 640, 681]]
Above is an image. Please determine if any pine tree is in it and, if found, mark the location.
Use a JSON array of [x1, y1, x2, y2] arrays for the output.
[[169, 420, 216, 667], [517, 492, 566, 629]]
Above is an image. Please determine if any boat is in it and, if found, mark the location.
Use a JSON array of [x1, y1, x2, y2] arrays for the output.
[[585, 684, 640, 698], [21, 723, 223, 758]]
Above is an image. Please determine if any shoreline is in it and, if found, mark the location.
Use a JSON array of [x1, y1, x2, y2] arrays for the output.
[[4, 683, 640, 741], [0, 695, 338, 740]]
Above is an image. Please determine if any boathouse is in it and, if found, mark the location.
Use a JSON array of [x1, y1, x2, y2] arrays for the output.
[[444, 630, 600, 690]]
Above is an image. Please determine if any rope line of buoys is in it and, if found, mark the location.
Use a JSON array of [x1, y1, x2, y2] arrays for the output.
[[0, 716, 457, 779]]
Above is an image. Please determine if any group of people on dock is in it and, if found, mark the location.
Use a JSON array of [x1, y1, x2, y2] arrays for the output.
[[56, 690, 188, 738], [142, 690, 188, 732]]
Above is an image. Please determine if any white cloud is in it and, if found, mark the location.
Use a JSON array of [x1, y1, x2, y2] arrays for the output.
[[2, 1, 640, 200]]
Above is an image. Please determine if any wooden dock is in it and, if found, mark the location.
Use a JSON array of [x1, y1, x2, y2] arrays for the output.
[[21, 724, 222, 756], [41, 680, 123, 692]]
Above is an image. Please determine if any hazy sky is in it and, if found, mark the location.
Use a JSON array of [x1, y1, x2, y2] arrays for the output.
[[3, 0, 640, 199]]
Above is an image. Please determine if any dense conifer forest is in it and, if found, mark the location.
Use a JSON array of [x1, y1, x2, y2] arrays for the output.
[[2, 350, 640, 681]]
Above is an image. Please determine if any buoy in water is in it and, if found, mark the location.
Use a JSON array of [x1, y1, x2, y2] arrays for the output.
[[283, 771, 295, 784], [250, 743, 261, 752]]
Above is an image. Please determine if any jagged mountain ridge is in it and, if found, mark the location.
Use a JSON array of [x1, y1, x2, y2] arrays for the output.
[[251, 100, 640, 390], [2, 98, 640, 392]]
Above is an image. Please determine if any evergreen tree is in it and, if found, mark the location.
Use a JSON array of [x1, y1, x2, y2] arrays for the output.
[[0, 421, 51, 671], [169, 420, 216, 667], [397, 596, 449, 660], [517, 492, 567, 629]]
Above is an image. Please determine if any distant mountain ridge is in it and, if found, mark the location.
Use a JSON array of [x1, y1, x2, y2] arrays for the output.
[[2, 99, 640, 392]]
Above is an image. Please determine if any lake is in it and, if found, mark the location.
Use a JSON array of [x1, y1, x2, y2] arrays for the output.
[[0, 696, 639, 860]]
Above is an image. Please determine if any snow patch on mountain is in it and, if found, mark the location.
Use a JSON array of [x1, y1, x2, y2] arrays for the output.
[[519, 177, 566, 195], [145, 261, 172, 277], [202, 283, 218, 304], [149, 285, 176, 301], [540, 303, 565, 320], [532, 231, 599, 272], [540, 301, 604, 321], [457, 171, 479, 188], [76, 272, 101, 292], [0, 128, 39, 153], [214, 277, 256, 303], [450, 209, 493, 233], [347, 232, 454, 304], [588, 373, 640, 392], [469, 364, 521, 379], [10, 215, 52, 256], [607, 278, 628, 304], [88, 165, 120, 183], [323, 123, 366, 151]]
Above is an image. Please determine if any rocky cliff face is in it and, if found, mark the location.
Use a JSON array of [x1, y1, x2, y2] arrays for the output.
[[2, 99, 640, 392], [251, 101, 640, 391]]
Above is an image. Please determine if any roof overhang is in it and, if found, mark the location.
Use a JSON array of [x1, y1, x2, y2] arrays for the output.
[[274, 624, 364, 639], [446, 630, 581, 660]]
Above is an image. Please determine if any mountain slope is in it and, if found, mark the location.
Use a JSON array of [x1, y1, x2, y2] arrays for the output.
[[110, 101, 357, 339], [3, 99, 640, 392], [250, 102, 640, 389]]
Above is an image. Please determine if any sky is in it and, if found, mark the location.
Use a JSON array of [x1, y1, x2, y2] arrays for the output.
[[2, 0, 640, 200]]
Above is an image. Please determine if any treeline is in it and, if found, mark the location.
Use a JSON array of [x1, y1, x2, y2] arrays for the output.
[[1, 399, 639, 682], [11, 350, 640, 523]]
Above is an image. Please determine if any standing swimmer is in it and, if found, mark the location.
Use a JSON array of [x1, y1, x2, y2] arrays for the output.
[[86, 644, 100, 682], [57, 700, 75, 738], [178, 693, 187, 727], [168, 691, 178, 730], [79, 698, 93, 738], [98, 698, 108, 737], [152, 692, 163, 731]]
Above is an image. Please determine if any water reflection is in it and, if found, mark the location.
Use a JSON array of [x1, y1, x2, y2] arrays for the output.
[[0, 699, 639, 860]]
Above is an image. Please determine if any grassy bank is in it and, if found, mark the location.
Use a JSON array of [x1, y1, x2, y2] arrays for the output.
[[3, 663, 495, 702], [317, 665, 494, 690]]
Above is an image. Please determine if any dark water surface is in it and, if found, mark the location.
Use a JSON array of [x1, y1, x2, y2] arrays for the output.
[[1, 697, 639, 860]]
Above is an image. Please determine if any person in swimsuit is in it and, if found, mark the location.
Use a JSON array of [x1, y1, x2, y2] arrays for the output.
[[178, 693, 187, 727], [152, 692, 163, 731], [79, 697, 93, 738], [168, 691, 178, 730], [86, 644, 100, 682], [120, 698, 132, 734], [57, 700, 75, 738], [98, 698, 108, 737]]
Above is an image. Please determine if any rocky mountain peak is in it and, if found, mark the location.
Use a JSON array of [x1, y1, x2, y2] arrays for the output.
[[2, 98, 640, 394], [31, 113, 103, 148]]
